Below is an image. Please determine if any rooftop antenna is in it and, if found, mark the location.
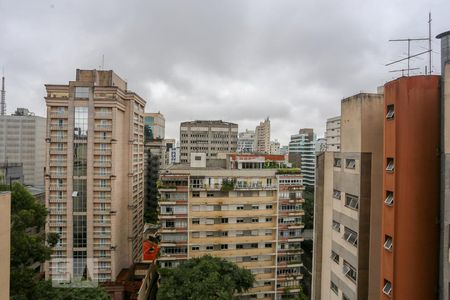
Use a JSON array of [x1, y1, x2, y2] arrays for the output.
[[1, 67, 5, 116], [386, 13, 432, 76]]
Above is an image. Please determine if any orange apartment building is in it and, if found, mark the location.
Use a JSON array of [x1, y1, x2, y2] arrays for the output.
[[381, 75, 441, 299]]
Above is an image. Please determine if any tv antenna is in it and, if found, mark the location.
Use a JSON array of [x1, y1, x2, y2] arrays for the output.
[[1, 67, 5, 116], [386, 13, 432, 76]]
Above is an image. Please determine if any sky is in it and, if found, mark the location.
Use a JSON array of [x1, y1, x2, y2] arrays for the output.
[[0, 0, 448, 145]]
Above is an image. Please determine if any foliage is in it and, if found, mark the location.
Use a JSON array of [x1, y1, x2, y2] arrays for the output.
[[276, 168, 301, 174], [303, 188, 314, 230], [220, 178, 236, 192], [157, 255, 255, 300], [31, 280, 110, 300]]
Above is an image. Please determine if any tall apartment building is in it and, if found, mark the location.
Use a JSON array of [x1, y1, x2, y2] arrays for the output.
[[0, 192, 10, 300], [288, 128, 316, 186], [270, 140, 281, 155], [144, 112, 165, 140], [158, 154, 305, 299], [380, 76, 440, 300], [325, 116, 340, 152], [256, 118, 271, 154], [438, 30, 450, 300], [179, 120, 238, 163], [238, 129, 256, 153], [313, 93, 384, 300], [0, 108, 46, 187], [44, 69, 146, 283]]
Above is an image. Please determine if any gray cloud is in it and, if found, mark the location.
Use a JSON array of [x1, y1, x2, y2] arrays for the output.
[[0, 0, 448, 144]]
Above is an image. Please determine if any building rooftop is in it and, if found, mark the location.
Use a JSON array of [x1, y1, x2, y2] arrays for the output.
[[180, 120, 238, 126]]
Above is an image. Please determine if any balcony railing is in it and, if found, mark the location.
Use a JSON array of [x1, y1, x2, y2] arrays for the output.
[[50, 112, 68, 118], [50, 124, 68, 130], [49, 184, 67, 191], [95, 124, 112, 131], [93, 160, 112, 167], [94, 149, 112, 155], [49, 148, 67, 154], [95, 112, 112, 119]]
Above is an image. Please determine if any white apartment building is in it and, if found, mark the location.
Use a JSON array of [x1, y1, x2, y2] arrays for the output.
[[325, 116, 340, 152], [238, 129, 256, 153], [288, 128, 316, 186], [0, 108, 46, 187]]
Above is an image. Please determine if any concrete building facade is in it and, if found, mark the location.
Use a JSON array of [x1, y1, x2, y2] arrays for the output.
[[158, 154, 305, 299], [238, 129, 256, 153], [44, 69, 146, 283], [270, 140, 281, 155], [288, 128, 316, 186], [144, 112, 165, 140], [381, 76, 441, 300], [0, 192, 11, 300], [0, 108, 46, 187], [256, 118, 271, 154], [179, 120, 238, 163], [325, 116, 341, 152], [313, 93, 384, 300]]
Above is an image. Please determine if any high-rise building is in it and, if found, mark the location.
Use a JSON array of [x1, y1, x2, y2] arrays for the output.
[[315, 138, 327, 154], [158, 153, 304, 299], [438, 30, 450, 300], [312, 93, 384, 300], [380, 76, 440, 300], [144, 112, 165, 140], [179, 120, 238, 163], [238, 129, 256, 153], [0, 108, 46, 187], [44, 69, 146, 283], [270, 140, 281, 155], [288, 128, 316, 186], [0, 192, 10, 300], [325, 116, 340, 152], [255, 118, 271, 154]]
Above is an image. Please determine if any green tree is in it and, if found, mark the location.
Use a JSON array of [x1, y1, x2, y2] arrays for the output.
[[158, 255, 255, 300]]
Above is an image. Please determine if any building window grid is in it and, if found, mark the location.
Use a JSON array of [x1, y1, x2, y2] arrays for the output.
[[343, 227, 358, 247], [345, 194, 359, 210], [342, 260, 357, 282]]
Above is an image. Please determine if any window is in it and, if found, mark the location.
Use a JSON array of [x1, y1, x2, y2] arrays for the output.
[[331, 251, 340, 264], [343, 261, 357, 282], [74, 87, 90, 99], [331, 281, 339, 294], [206, 245, 213, 250], [383, 280, 392, 296], [192, 219, 200, 225], [221, 231, 228, 236], [191, 246, 199, 251], [192, 192, 200, 198], [343, 227, 358, 246], [73, 215, 87, 247], [237, 205, 244, 210], [386, 158, 395, 172], [343, 294, 351, 300], [385, 191, 394, 206], [384, 235, 393, 251], [266, 204, 273, 209], [73, 143, 87, 176], [345, 194, 359, 210], [74, 107, 88, 139], [345, 159, 356, 169], [265, 217, 273, 222], [221, 244, 228, 250], [236, 244, 243, 249], [334, 158, 341, 168], [265, 243, 272, 248], [333, 189, 341, 200], [237, 218, 244, 223], [252, 218, 259, 223], [165, 221, 175, 228], [194, 156, 202, 161], [386, 104, 394, 120], [221, 218, 228, 224], [332, 220, 341, 232]]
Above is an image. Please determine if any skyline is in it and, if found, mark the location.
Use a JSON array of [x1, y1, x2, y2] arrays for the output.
[[1, 0, 449, 144]]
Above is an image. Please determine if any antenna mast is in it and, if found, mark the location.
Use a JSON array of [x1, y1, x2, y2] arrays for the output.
[[1, 68, 5, 116]]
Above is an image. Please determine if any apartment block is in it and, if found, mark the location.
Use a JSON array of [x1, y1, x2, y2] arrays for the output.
[[288, 128, 316, 186], [381, 76, 440, 299], [313, 93, 384, 300], [0, 192, 11, 300], [0, 108, 46, 187], [44, 69, 146, 283], [270, 140, 281, 155], [325, 116, 340, 152], [438, 30, 450, 300], [144, 112, 165, 140], [256, 118, 271, 154], [238, 129, 256, 153], [179, 120, 238, 163], [158, 154, 305, 299]]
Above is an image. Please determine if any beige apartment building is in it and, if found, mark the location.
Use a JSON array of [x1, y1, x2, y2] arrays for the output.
[[158, 153, 304, 299], [179, 120, 238, 163], [256, 118, 271, 154], [325, 116, 340, 152], [44, 69, 146, 283], [313, 93, 384, 300], [0, 108, 46, 187], [0, 192, 11, 300]]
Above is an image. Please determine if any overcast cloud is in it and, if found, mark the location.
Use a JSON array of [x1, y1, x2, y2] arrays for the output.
[[0, 0, 448, 144]]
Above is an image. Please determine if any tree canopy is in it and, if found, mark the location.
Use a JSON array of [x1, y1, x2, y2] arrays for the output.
[[157, 255, 255, 300]]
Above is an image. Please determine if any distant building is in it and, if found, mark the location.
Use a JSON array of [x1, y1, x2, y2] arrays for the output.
[[158, 153, 304, 299], [288, 128, 316, 186], [255, 118, 271, 153], [0, 192, 10, 300], [179, 120, 238, 163], [315, 138, 327, 154], [0, 108, 46, 187], [144, 112, 165, 141], [45, 69, 145, 283], [0, 162, 24, 185], [270, 140, 281, 155], [237, 129, 256, 153], [325, 116, 340, 152], [280, 145, 289, 156]]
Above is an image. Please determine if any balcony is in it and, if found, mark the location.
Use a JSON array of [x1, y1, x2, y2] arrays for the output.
[[49, 220, 67, 226], [50, 172, 66, 178], [94, 185, 111, 191], [50, 124, 68, 130], [94, 149, 112, 155], [49, 148, 67, 155], [94, 172, 112, 178], [49, 184, 67, 191], [95, 124, 112, 131], [49, 209, 65, 215], [95, 112, 112, 119], [49, 160, 67, 167], [49, 196, 66, 203], [50, 112, 68, 118], [93, 160, 112, 167], [94, 243, 111, 250], [94, 137, 113, 143], [93, 220, 111, 226], [49, 135, 68, 142]]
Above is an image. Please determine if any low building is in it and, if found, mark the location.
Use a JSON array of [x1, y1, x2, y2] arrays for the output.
[[0, 192, 11, 300], [0, 162, 24, 185]]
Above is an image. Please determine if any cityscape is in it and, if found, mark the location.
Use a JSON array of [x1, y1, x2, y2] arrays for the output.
[[1, 1, 450, 300]]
